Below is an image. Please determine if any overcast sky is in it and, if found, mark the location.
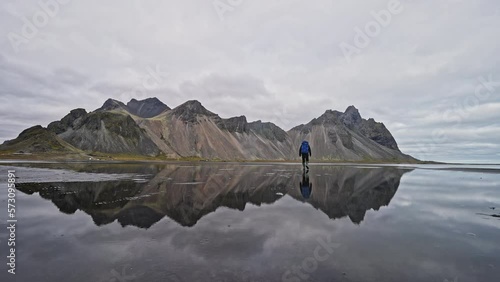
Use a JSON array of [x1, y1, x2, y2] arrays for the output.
[[1, 0, 499, 163]]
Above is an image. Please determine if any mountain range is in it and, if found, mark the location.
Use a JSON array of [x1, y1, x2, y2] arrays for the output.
[[0, 97, 417, 162]]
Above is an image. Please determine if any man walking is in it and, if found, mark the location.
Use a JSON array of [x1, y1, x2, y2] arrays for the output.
[[299, 140, 312, 171]]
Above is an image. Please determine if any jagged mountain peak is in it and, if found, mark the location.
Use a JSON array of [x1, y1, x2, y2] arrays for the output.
[[126, 97, 170, 118], [325, 109, 342, 114], [171, 100, 217, 122], [248, 119, 280, 128], [321, 109, 343, 121], [47, 108, 87, 134], [217, 115, 249, 133], [128, 97, 165, 107], [129, 97, 160, 103], [180, 99, 204, 108], [306, 107, 362, 127], [97, 97, 170, 118], [248, 120, 287, 142], [343, 105, 361, 117], [301, 110, 343, 128], [226, 115, 248, 124], [341, 105, 362, 128], [344, 105, 359, 113], [99, 98, 127, 111]]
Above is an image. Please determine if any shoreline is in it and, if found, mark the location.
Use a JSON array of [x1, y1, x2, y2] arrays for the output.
[[2, 159, 500, 174]]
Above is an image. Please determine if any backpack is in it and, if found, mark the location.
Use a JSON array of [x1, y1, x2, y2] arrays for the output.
[[300, 141, 309, 154]]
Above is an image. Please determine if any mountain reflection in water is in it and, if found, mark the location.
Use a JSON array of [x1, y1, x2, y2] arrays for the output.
[[17, 164, 411, 228]]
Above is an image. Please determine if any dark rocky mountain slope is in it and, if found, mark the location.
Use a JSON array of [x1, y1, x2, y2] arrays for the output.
[[47, 107, 160, 156], [288, 106, 415, 162]]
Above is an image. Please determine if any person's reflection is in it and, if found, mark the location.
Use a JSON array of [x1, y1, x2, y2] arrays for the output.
[[300, 171, 312, 199]]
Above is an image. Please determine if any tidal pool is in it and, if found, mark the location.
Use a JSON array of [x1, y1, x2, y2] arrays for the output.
[[0, 162, 499, 282]]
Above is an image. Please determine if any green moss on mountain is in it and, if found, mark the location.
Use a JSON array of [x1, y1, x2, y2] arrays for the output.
[[0, 125, 81, 153]]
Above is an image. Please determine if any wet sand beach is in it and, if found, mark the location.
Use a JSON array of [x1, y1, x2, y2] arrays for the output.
[[0, 162, 499, 282]]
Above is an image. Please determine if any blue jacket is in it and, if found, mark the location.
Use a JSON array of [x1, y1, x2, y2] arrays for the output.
[[299, 143, 312, 156]]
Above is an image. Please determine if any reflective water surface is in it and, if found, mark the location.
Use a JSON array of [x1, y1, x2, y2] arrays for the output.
[[0, 163, 499, 282]]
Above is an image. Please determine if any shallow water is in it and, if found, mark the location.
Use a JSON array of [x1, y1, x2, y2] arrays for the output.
[[0, 162, 499, 282]]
